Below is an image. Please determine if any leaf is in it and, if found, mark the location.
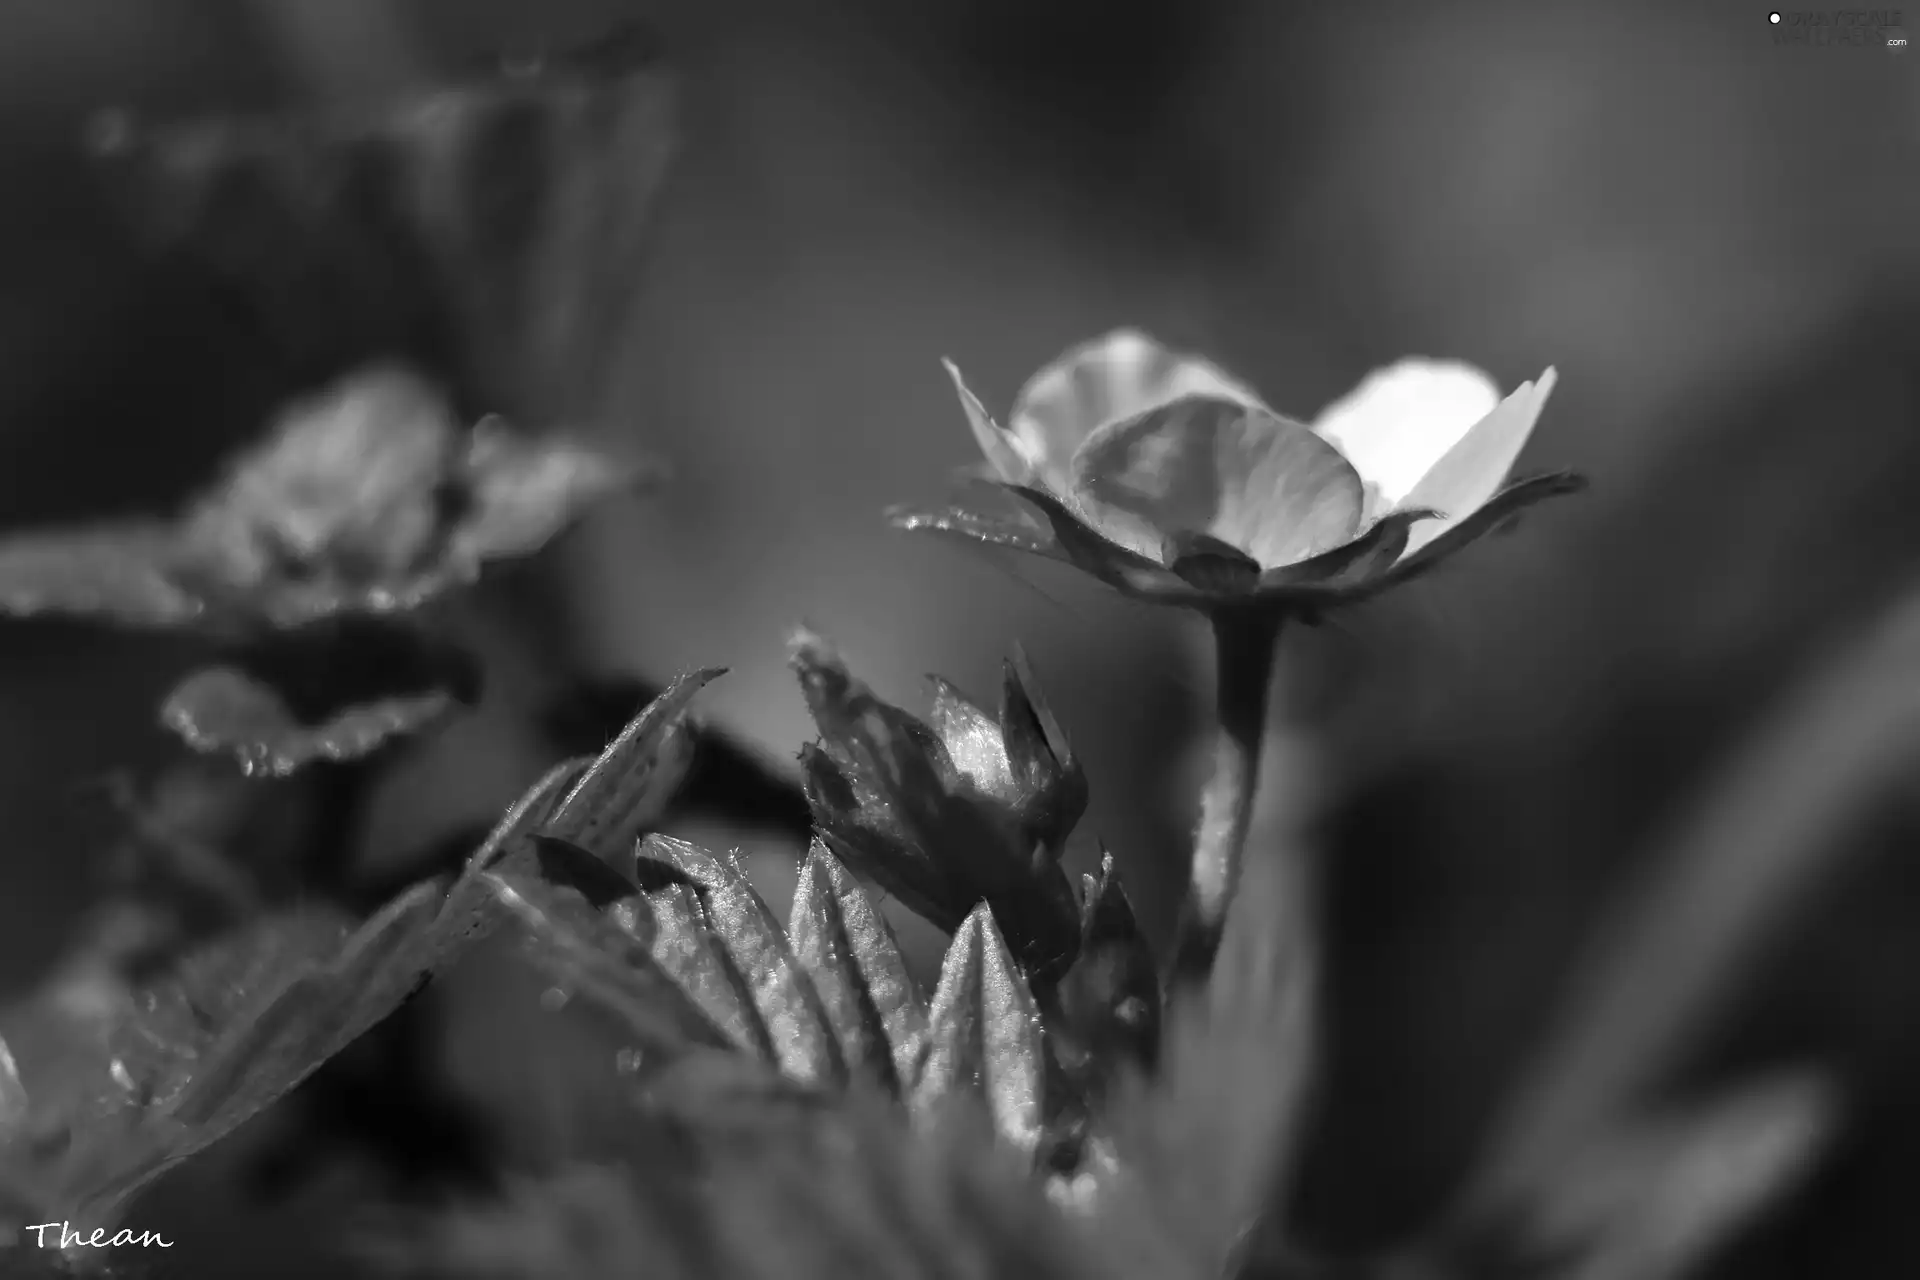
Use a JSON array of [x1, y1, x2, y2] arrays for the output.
[[1502, 1076, 1833, 1280], [637, 837, 845, 1089], [788, 841, 926, 1091], [160, 665, 458, 777], [0, 522, 206, 628], [543, 669, 723, 864], [1, 881, 453, 1233], [0, 368, 652, 635], [88, 28, 677, 424], [454, 424, 658, 566], [0, 1035, 28, 1141], [629, 837, 773, 1061], [537, 675, 812, 840], [912, 904, 1047, 1158], [483, 866, 730, 1060], [433, 756, 594, 952], [1099, 832, 1316, 1276], [386, 1086, 1141, 1280], [886, 501, 1065, 560]]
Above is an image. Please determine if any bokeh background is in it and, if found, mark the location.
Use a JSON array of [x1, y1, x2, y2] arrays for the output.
[[0, 0, 1914, 1275]]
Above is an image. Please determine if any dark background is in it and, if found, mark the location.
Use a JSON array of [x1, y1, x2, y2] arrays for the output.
[[0, 1, 1913, 1275]]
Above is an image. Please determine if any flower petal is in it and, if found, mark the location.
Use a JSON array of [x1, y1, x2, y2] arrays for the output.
[[942, 359, 1034, 484], [1311, 358, 1503, 508], [1401, 368, 1559, 553], [1070, 397, 1364, 571], [1009, 330, 1266, 495]]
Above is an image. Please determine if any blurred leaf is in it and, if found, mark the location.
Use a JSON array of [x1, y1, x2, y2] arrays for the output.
[[0, 367, 650, 634], [791, 630, 1080, 978], [160, 664, 458, 777], [0, 1037, 28, 1142], [912, 904, 1047, 1158], [383, 1078, 1137, 1280], [88, 26, 677, 422], [0, 522, 206, 628], [0, 881, 448, 1239], [543, 668, 723, 865], [1099, 832, 1317, 1276], [886, 501, 1066, 560], [455, 423, 650, 565], [638, 837, 845, 1089], [1467, 581, 1920, 1219], [788, 840, 926, 1091], [483, 866, 730, 1060], [1490, 1076, 1834, 1280]]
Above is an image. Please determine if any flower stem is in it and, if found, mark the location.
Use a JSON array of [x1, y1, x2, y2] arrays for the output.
[[1169, 607, 1285, 980]]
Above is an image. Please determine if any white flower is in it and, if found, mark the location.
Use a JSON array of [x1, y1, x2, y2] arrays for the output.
[[952, 328, 1557, 566], [902, 329, 1578, 609]]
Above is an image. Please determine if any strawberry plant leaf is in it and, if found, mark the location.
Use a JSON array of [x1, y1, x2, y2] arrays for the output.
[[543, 668, 722, 864], [637, 836, 845, 1089], [912, 904, 1046, 1158], [0, 368, 652, 635], [483, 866, 730, 1060], [87, 30, 677, 425], [628, 836, 774, 1062], [0, 522, 206, 628], [160, 665, 458, 777], [788, 840, 925, 1091], [0, 880, 450, 1236]]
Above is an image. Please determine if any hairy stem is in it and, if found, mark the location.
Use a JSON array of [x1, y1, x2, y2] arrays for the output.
[[1169, 608, 1285, 979]]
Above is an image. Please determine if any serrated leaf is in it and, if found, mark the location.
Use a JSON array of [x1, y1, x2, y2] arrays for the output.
[[912, 904, 1046, 1157], [2, 881, 453, 1233], [789, 841, 925, 1091], [631, 836, 773, 1061], [1516, 1076, 1832, 1280], [433, 757, 594, 952], [160, 664, 458, 777], [483, 866, 729, 1060], [160, 882, 444, 1133], [544, 669, 722, 863], [638, 836, 844, 1088]]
